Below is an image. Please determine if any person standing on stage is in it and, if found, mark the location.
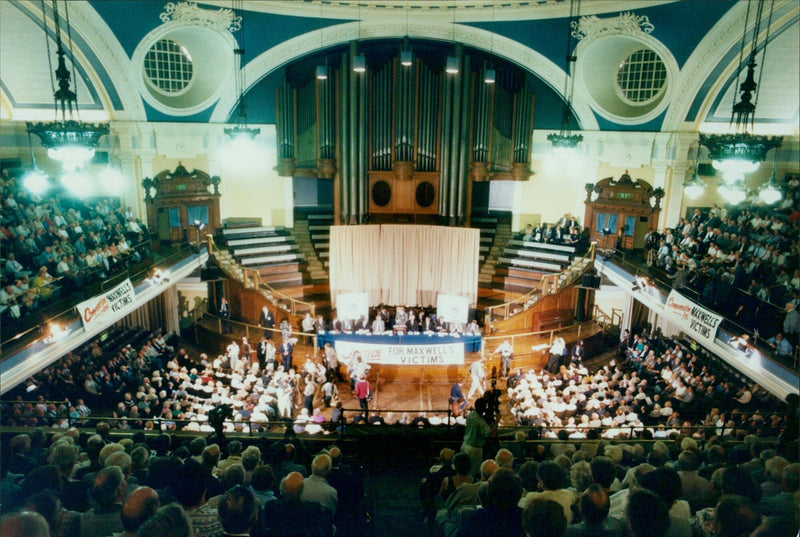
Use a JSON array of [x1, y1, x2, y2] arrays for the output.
[[547, 337, 565, 373], [322, 342, 339, 381], [494, 340, 514, 377], [461, 397, 492, 477], [301, 313, 315, 345], [265, 340, 276, 370], [354, 375, 371, 419], [257, 337, 269, 370], [279, 318, 292, 341], [450, 381, 467, 415], [280, 339, 294, 372], [220, 297, 232, 334], [468, 357, 486, 400], [571, 340, 585, 366], [227, 339, 240, 371], [240, 336, 252, 369], [259, 305, 274, 339]]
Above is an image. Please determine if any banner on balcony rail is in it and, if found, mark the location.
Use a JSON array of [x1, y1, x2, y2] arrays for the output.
[[333, 340, 464, 366], [77, 279, 136, 330], [663, 290, 723, 346]]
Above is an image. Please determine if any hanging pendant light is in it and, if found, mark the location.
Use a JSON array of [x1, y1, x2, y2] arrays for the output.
[[758, 148, 782, 204], [682, 142, 706, 199], [699, 0, 781, 180], [547, 0, 583, 153], [26, 0, 109, 194], [225, 0, 260, 140]]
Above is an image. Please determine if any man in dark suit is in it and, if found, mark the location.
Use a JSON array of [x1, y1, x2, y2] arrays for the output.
[[258, 305, 274, 339], [330, 314, 342, 332], [257, 338, 269, 370], [220, 298, 232, 334], [280, 340, 294, 372]]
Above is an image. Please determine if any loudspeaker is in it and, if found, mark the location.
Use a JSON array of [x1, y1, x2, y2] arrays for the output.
[[579, 274, 601, 289], [201, 266, 221, 281]]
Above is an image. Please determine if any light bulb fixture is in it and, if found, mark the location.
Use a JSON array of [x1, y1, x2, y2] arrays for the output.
[[61, 169, 93, 198], [683, 175, 705, 200], [718, 177, 747, 205], [353, 54, 366, 73], [446, 55, 459, 74], [400, 50, 413, 67], [316, 65, 328, 80], [683, 142, 706, 199], [700, 0, 781, 175], [225, 0, 260, 141], [484, 68, 496, 84], [548, 0, 583, 153], [27, 0, 109, 172], [23, 169, 50, 195], [758, 147, 782, 204]]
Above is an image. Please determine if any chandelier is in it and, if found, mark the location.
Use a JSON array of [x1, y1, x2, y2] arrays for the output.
[[699, 0, 782, 183], [682, 143, 705, 200], [26, 0, 109, 172], [224, 0, 259, 140], [548, 0, 583, 153]]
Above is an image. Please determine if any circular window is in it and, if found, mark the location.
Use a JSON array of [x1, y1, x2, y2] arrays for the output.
[[616, 49, 667, 105], [372, 181, 391, 207], [415, 181, 435, 208], [133, 25, 234, 116], [574, 34, 677, 125], [144, 39, 194, 95]]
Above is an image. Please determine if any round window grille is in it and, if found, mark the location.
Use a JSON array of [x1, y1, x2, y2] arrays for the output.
[[415, 181, 435, 208], [616, 48, 667, 105], [372, 181, 391, 207], [144, 39, 194, 95]]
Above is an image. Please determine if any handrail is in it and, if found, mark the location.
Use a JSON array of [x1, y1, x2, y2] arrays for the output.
[[593, 305, 623, 335], [481, 319, 599, 358], [207, 235, 315, 317], [486, 243, 596, 326]]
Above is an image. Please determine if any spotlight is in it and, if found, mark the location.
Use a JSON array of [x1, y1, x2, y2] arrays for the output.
[[400, 50, 413, 67], [484, 68, 496, 84], [316, 65, 328, 80]]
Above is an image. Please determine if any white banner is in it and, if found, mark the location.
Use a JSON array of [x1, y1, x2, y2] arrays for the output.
[[663, 290, 723, 346], [77, 279, 136, 330], [336, 292, 369, 321], [334, 340, 465, 366]]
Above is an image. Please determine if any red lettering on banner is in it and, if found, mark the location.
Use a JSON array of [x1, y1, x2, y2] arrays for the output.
[[83, 298, 109, 323]]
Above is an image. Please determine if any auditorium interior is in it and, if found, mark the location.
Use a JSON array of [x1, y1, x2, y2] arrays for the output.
[[0, 1, 799, 536]]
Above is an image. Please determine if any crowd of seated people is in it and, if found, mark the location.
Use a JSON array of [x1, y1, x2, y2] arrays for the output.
[[642, 176, 800, 351], [508, 331, 788, 442], [0, 169, 149, 327], [517, 213, 589, 249], [422, 403, 799, 537], [0, 424, 366, 537]]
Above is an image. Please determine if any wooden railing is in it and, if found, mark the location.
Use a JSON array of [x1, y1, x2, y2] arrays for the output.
[[481, 319, 598, 359], [207, 235, 315, 317], [485, 242, 596, 327], [593, 305, 623, 334]]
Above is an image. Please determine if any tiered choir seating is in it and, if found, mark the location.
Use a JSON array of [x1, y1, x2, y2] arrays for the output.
[[220, 226, 305, 287], [493, 240, 575, 292]]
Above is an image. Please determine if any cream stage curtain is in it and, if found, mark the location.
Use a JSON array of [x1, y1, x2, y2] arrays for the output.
[[329, 225, 480, 308]]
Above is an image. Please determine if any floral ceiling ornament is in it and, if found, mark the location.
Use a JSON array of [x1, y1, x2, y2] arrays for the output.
[[160, 1, 242, 32], [571, 12, 654, 40]]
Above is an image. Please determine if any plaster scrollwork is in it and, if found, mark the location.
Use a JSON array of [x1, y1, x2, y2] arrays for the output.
[[160, 2, 242, 33], [571, 12, 654, 41]]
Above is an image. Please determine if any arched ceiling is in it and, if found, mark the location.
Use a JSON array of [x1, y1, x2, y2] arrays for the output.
[[0, 0, 797, 136]]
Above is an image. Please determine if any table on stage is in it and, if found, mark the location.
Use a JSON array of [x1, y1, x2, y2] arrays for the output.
[[316, 332, 482, 352]]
